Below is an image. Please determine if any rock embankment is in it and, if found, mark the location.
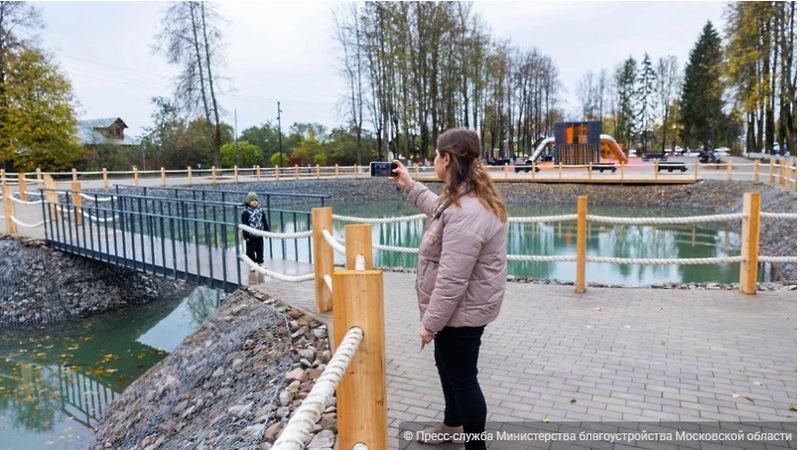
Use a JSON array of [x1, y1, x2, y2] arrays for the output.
[[91, 288, 337, 450], [0, 235, 186, 329]]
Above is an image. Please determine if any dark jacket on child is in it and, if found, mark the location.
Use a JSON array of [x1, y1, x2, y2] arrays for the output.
[[241, 206, 270, 239]]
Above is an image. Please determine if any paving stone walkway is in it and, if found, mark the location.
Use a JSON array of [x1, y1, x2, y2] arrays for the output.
[[252, 271, 797, 449]]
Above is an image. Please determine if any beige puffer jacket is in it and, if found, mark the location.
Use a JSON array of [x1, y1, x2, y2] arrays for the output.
[[406, 181, 507, 332]]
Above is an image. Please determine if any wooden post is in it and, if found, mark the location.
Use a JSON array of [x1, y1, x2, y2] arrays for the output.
[[727, 160, 732, 181], [415, 164, 420, 179], [234, 165, 239, 183], [71, 181, 83, 226], [620, 162, 625, 182], [331, 269, 387, 450], [187, 166, 193, 186], [558, 162, 563, 181], [2, 185, 16, 233], [161, 167, 166, 186], [588, 161, 593, 181], [739, 192, 760, 294], [312, 207, 334, 313], [134, 167, 139, 186], [345, 224, 373, 270], [295, 164, 299, 180], [335, 164, 339, 179], [18, 173, 27, 201], [654, 160, 659, 181], [754, 160, 759, 182], [36, 168, 42, 188], [504, 162, 509, 180], [531, 164, 536, 181], [769, 160, 775, 184], [102, 168, 109, 188], [316, 164, 320, 179], [691, 227, 696, 247], [211, 166, 217, 184], [256, 165, 261, 181], [1, 168, 7, 188], [275, 165, 280, 181], [72, 168, 78, 183], [694, 160, 699, 181], [43, 175, 60, 221], [354, 164, 358, 179], [576, 196, 587, 293]]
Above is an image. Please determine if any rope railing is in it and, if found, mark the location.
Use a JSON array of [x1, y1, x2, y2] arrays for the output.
[[332, 213, 426, 224], [761, 211, 797, 219], [7, 195, 43, 205], [508, 254, 577, 262], [322, 229, 346, 254], [585, 255, 746, 265], [239, 254, 315, 282], [77, 192, 115, 202], [758, 256, 797, 263], [238, 224, 314, 239], [586, 213, 745, 225], [272, 326, 364, 450], [508, 214, 578, 223], [10, 216, 48, 228]]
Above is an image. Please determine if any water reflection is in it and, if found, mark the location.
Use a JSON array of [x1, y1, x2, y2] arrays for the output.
[[0, 286, 220, 449]]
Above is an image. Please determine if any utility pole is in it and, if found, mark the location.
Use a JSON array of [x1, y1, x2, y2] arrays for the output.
[[235, 109, 240, 167], [277, 101, 283, 167]]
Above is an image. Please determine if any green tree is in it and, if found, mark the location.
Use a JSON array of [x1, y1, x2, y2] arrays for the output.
[[291, 134, 324, 166], [313, 153, 328, 166], [0, 48, 81, 171], [614, 56, 637, 152], [221, 140, 262, 167], [679, 21, 724, 151], [635, 53, 657, 151], [240, 121, 282, 164], [270, 152, 289, 166]]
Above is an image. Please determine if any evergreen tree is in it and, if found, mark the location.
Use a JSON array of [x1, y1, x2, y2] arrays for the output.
[[615, 56, 637, 152], [635, 53, 657, 152], [679, 21, 724, 150]]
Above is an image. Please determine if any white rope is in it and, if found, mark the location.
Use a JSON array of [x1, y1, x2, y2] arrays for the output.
[[586, 213, 746, 225], [9, 216, 48, 228], [238, 224, 313, 239], [508, 214, 578, 223], [585, 255, 745, 265], [374, 243, 419, 253], [7, 195, 43, 205], [239, 254, 315, 282], [272, 327, 364, 450], [332, 213, 427, 224], [81, 211, 119, 222], [322, 229, 346, 254], [758, 256, 797, 263], [508, 254, 577, 262], [761, 212, 797, 219], [77, 192, 115, 202], [323, 274, 332, 292]]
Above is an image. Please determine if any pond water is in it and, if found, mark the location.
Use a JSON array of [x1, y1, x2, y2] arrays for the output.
[[266, 201, 777, 285], [0, 286, 223, 450]]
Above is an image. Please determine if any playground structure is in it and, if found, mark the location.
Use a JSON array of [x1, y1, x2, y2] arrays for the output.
[[531, 121, 628, 165]]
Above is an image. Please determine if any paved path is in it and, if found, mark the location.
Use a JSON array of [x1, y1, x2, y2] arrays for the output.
[[253, 272, 797, 449]]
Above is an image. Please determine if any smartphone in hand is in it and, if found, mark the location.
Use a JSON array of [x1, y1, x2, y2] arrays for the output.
[[370, 161, 398, 178]]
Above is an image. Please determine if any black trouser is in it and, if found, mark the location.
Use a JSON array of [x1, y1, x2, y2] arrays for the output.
[[434, 325, 487, 450], [245, 236, 264, 264]]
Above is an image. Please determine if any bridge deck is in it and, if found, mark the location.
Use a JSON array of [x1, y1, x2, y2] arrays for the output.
[[253, 272, 797, 448]]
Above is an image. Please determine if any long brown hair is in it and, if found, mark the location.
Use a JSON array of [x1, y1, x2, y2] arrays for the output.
[[436, 128, 508, 222]]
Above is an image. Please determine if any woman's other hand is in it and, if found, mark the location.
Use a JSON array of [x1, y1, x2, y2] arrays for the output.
[[390, 159, 413, 190], [420, 328, 435, 350]]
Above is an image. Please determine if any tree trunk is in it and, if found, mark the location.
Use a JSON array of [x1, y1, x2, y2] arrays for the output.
[[200, 2, 222, 167]]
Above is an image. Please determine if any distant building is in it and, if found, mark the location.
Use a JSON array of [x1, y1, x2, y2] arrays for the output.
[[77, 118, 139, 147]]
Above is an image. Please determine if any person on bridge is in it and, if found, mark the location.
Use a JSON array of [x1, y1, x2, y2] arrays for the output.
[[390, 128, 508, 450], [242, 192, 270, 270]]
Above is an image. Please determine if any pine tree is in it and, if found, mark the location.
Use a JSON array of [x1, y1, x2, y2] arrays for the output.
[[615, 56, 637, 152], [679, 21, 724, 150], [635, 53, 657, 152]]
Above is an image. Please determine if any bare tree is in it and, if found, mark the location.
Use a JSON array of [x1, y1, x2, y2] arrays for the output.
[[656, 55, 679, 152], [154, 1, 225, 166]]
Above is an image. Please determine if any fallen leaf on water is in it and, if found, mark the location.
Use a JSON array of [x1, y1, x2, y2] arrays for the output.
[[660, 341, 666, 345], [543, 417, 550, 423], [731, 393, 740, 398], [594, 308, 602, 311], [569, 398, 577, 403], [743, 396, 754, 403], [624, 325, 631, 329], [83, 337, 93, 341], [753, 381, 763, 386], [790, 405, 797, 412], [45, 441, 54, 445]]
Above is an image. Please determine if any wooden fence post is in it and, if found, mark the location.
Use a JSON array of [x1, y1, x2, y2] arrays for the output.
[[531, 163, 536, 181], [415, 164, 420, 180], [588, 162, 593, 181], [187, 166, 193, 186], [295, 164, 299, 180], [754, 160, 759, 182], [504, 162, 509, 180], [739, 192, 760, 294], [335, 164, 339, 179], [0, 169, 5, 188], [312, 207, 334, 313], [256, 165, 261, 181], [36, 168, 42, 188], [43, 175, 60, 221], [345, 223, 372, 270], [316, 164, 320, 179], [654, 160, 659, 181], [72, 168, 78, 183], [694, 160, 699, 182], [275, 165, 280, 181], [71, 181, 83, 226], [18, 173, 27, 201], [2, 185, 16, 233], [134, 167, 139, 186], [727, 161, 732, 181], [559, 162, 563, 181], [354, 164, 358, 179], [576, 196, 587, 293], [211, 166, 217, 184], [331, 268, 387, 450], [769, 160, 775, 184], [620, 162, 624, 182], [103, 168, 109, 188], [161, 167, 166, 186], [234, 165, 239, 184]]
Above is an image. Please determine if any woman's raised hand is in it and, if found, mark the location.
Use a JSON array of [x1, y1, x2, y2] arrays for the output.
[[389, 159, 413, 190]]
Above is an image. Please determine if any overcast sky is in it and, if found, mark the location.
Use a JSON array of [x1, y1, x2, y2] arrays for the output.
[[38, 1, 727, 138]]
